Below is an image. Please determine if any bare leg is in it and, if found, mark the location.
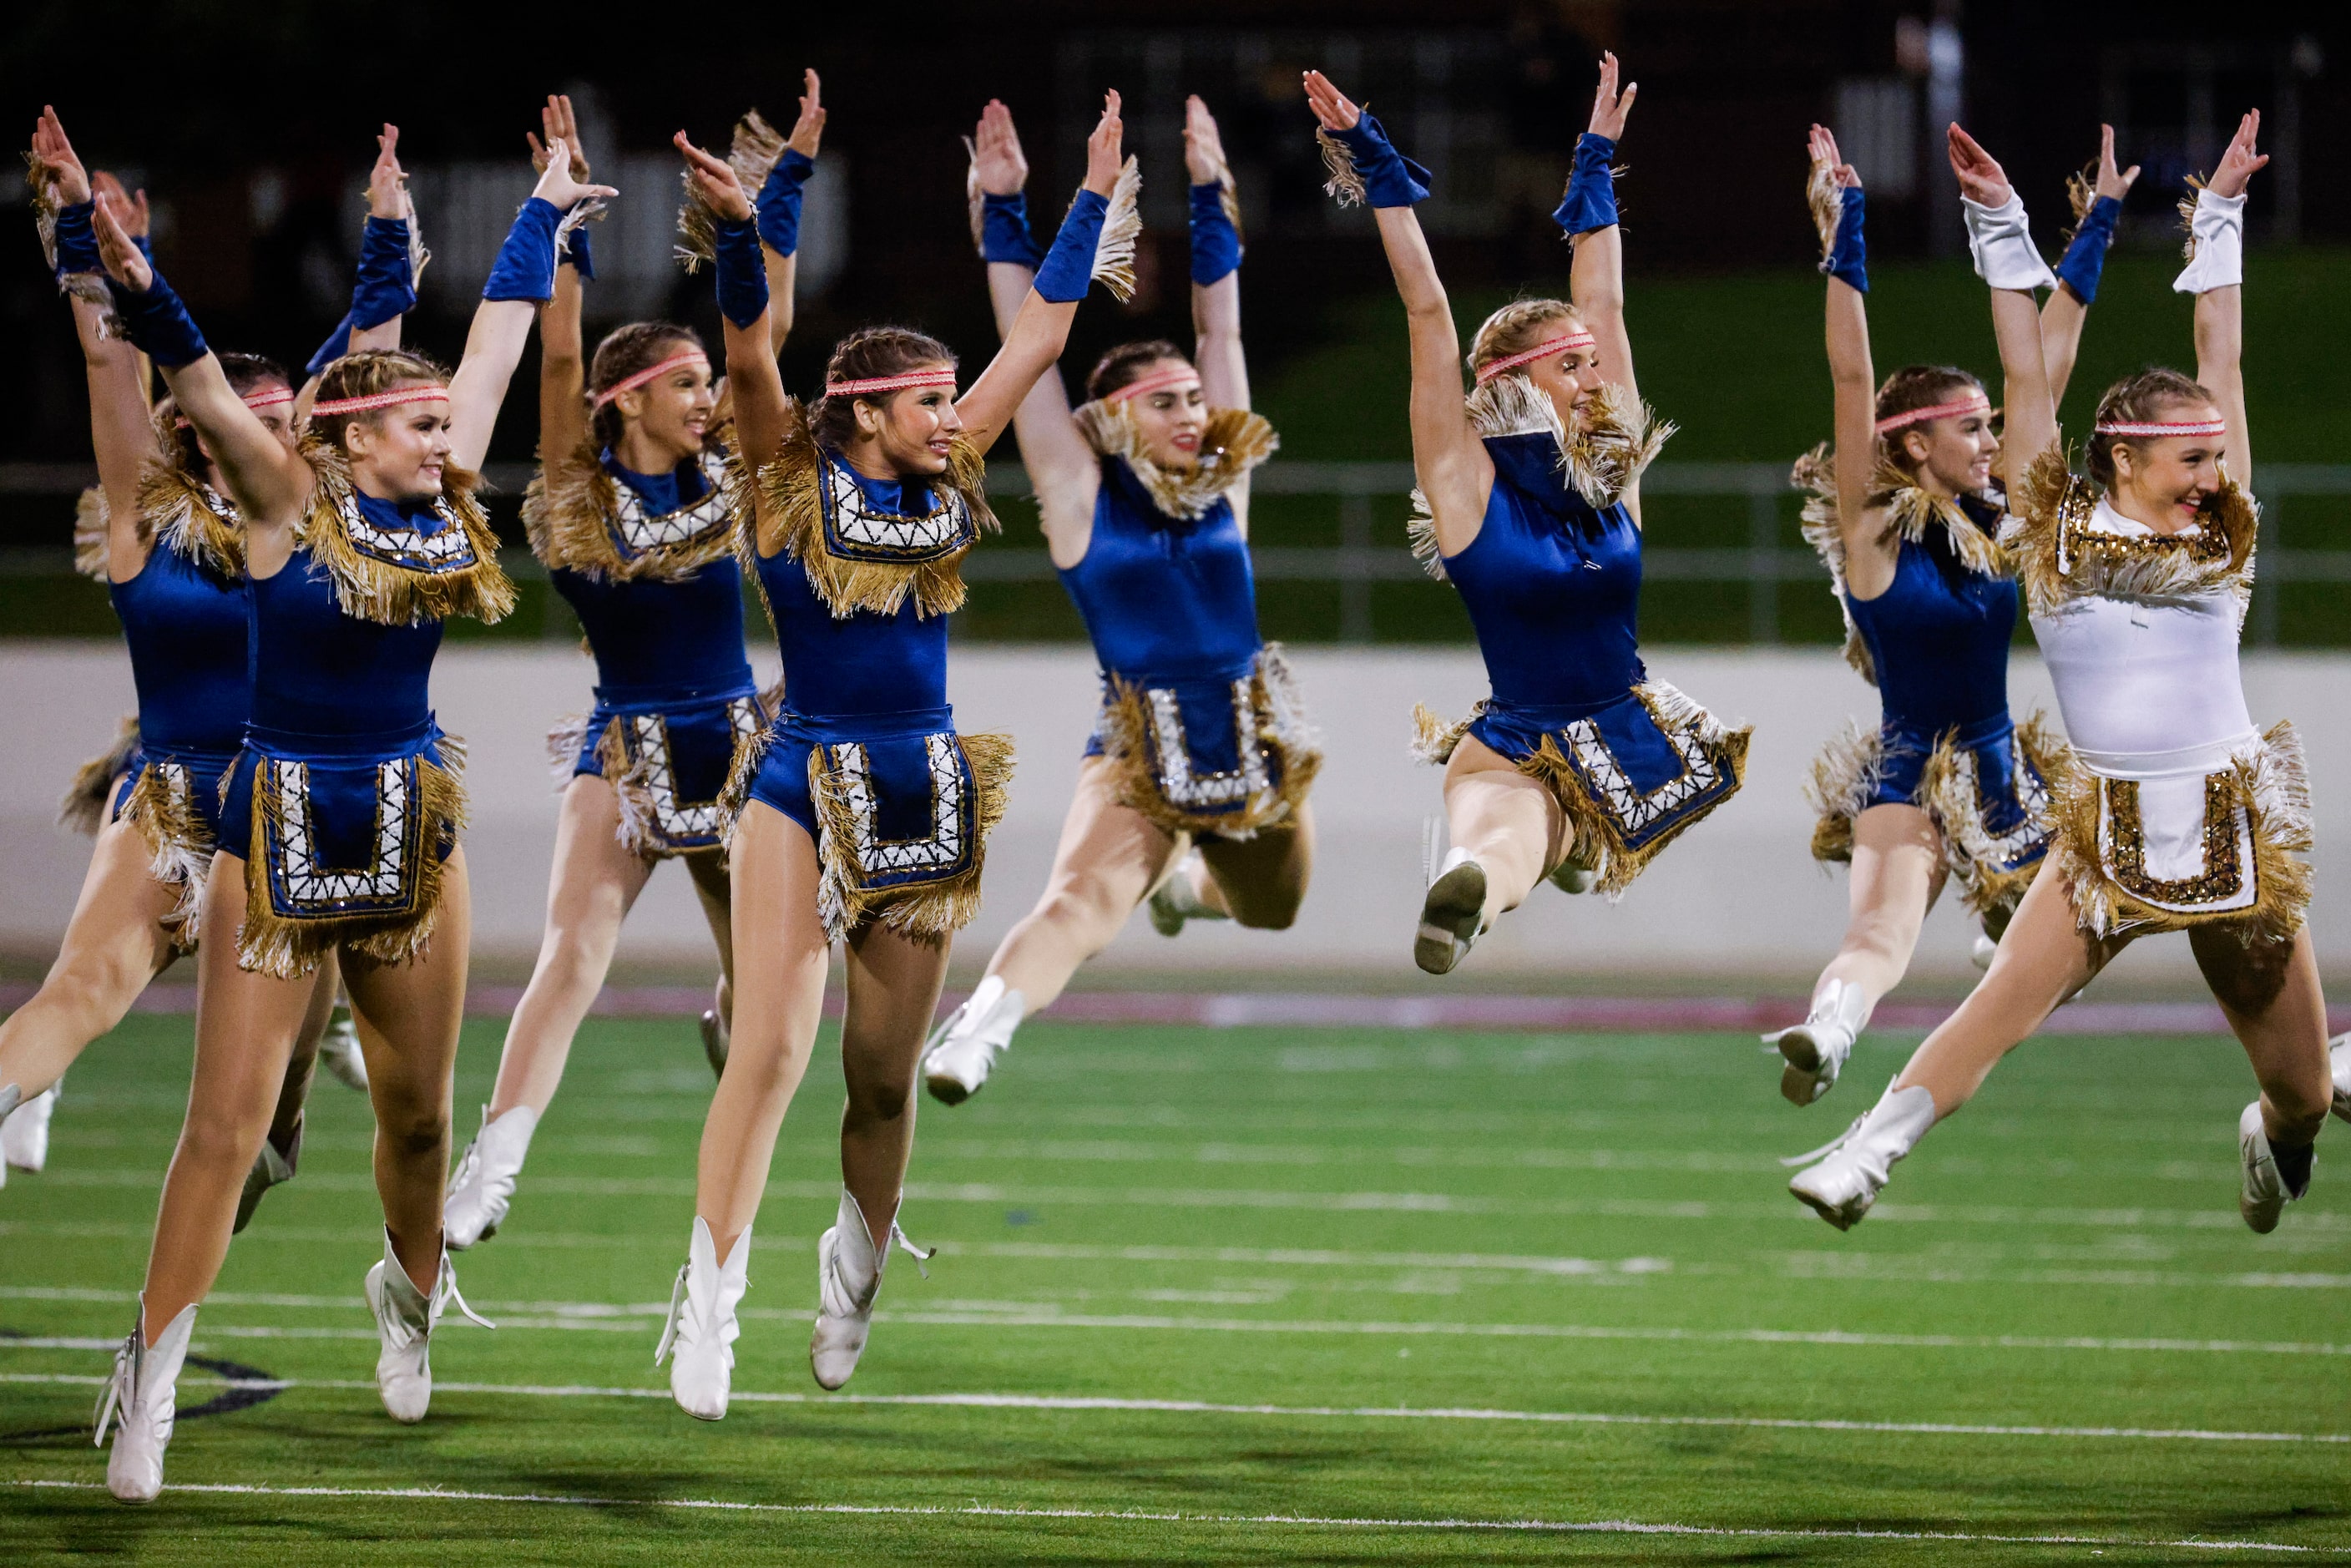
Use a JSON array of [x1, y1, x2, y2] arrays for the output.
[[696, 803, 831, 1263], [984, 759, 1180, 1011], [266, 954, 345, 1148], [2193, 925, 2331, 1149], [1194, 802, 1315, 930], [1807, 804, 1945, 1014], [488, 777, 654, 1118], [341, 847, 473, 1294], [1442, 736, 1565, 922], [684, 850, 736, 1029], [839, 924, 952, 1247], [0, 813, 179, 1099], [138, 853, 314, 1342]]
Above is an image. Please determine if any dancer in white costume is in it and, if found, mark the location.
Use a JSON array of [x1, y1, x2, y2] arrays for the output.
[[1789, 112, 2337, 1235]]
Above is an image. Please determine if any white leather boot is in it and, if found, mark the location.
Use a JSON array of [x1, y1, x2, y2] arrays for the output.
[[443, 1104, 538, 1250], [656, 1216, 750, 1420], [1415, 847, 1489, 975], [365, 1230, 491, 1424], [233, 1112, 302, 1234], [3, 1080, 58, 1171], [2239, 1102, 2313, 1235], [318, 1005, 369, 1090], [921, 977, 1027, 1106], [1148, 852, 1229, 937], [96, 1297, 195, 1504], [1785, 1083, 1937, 1231], [1764, 979, 1872, 1106], [810, 1189, 931, 1391]]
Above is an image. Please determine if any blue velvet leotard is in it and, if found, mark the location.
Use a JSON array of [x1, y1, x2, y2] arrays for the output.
[[1061, 458, 1262, 683], [103, 523, 250, 854]]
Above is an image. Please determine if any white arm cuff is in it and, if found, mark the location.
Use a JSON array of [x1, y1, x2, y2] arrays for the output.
[[1962, 193, 2057, 292], [2173, 187, 2246, 294]]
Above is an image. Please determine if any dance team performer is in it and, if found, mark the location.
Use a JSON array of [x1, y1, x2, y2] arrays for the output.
[[1, 114, 414, 1209], [88, 126, 613, 1501], [1766, 124, 2133, 1106], [1302, 57, 1748, 974], [652, 93, 1133, 1418], [1787, 113, 2338, 1234], [441, 82, 824, 1251], [921, 93, 1313, 1104]]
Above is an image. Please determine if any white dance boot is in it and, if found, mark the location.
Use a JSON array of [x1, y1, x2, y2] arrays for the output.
[[96, 1297, 195, 1504], [3, 1080, 58, 1172], [2328, 1034, 2350, 1124], [1415, 847, 1489, 975], [811, 1189, 930, 1391], [233, 1112, 301, 1234], [1764, 980, 1871, 1107], [1785, 1083, 1937, 1231], [365, 1229, 490, 1424], [318, 1005, 369, 1091], [443, 1104, 538, 1250], [922, 977, 1027, 1106], [655, 1217, 750, 1420], [2239, 1102, 2313, 1235], [1148, 852, 1229, 937]]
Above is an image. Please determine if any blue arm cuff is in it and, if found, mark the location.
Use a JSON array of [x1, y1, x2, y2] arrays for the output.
[[1822, 187, 1868, 294], [1550, 133, 1619, 235], [563, 222, 594, 280], [1033, 188, 1108, 302], [712, 215, 770, 330], [351, 216, 417, 331], [756, 149, 816, 258], [306, 312, 356, 380], [110, 270, 209, 368], [482, 196, 563, 302], [1333, 114, 1433, 208], [1188, 182, 1241, 286], [53, 200, 103, 276], [2054, 195, 2121, 304], [980, 191, 1044, 268]]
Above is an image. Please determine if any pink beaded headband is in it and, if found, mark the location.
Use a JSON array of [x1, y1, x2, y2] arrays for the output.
[[1874, 391, 1990, 435], [177, 385, 295, 428], [1106, 365, 1202, 404], [2095, 417, 2227, 439], [593, 350, 710, 410], [1474, 332, 1596, 385], [310, 384, 450, 417], [824, 368, 957, 397]]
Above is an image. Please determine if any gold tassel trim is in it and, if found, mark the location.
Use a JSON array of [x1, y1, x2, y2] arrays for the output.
[[713, 711, 776, 852], [25, 153, 121, 333], [118, 760, 215, 951], [806, 731, 1015, 943], [675, 109, 786, 272], [1073, 404, 1277, 521], [58, 715, 142, 835], [1405, 493, 1449, 582], [1092, 650, 1322, 840], [236, 746, 469, 980], [2178, 174, 2208, 263], [1090, 157, 1144, 303], [2010, 445, 2255, 618], [1410, 701, 1483, 766], [544, 711, 601, 791], [1802, 720, 1888, 864], [73, 486, 110, 580], [1317, 129, 1367, 209], [522, 432, 744, 582], [1463, 379, 1673, 509], [1806, 159, 1843, 262], [749, 401, 995, 620], [297, 438, 517, 627], [136, 453, 247, 576]]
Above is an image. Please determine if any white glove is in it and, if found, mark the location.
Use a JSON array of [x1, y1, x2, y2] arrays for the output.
[[1962, 192, 2056, 291], [2173, 186, 2246, 294]]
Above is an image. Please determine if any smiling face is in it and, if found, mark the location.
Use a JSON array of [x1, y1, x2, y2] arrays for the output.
[[611, 354, 715, 466], [852, 364, 963, 478], [2108, 397, 2229, 530], [1896, 406, 1999, 499], [341, 382, 454, 503], [1112, 357, 1208, 468]]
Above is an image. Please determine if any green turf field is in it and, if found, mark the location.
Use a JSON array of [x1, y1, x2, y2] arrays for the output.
[[3, 1013, 2347, 1563]]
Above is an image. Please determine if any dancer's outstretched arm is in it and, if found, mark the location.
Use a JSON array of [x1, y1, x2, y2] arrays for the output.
[[751, 70, 826, 355], [295, 124, 421, 414], [1807, 126, 1893, 594], [676, 136, 785, 471], [1569, 53, 1638, 406], [530, 98, 598, 466], [2191, 109, 2266, 493], [1184, 95, 1255, 531], [2040, 125, 2136, 411], [1302, 69, 1489, 552], [1949, 125, 2056, 487]]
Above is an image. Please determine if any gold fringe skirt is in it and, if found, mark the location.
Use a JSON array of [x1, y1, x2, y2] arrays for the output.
[[1091, 645, 1321, 840]]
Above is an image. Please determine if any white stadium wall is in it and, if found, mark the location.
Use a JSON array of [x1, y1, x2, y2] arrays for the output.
[[3, 641, 2339, 988]]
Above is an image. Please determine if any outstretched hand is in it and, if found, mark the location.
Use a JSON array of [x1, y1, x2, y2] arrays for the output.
[[786, 68, 827, 159], [675, 132, 751, 221], [92, 191, 151, 292], [1588, 51, 1637, 141], [528, 94, 593, 182], [532, 136, 617, 210], [1081, 90, 1124, 196], [1946, 124, 2013, 207], [367, 124, 409, 220], [2207, 109, 2268, 200], [1182, 94, 1227, 185], [92, 170, 149, 238], [28, 104, 90, 205], [2090, 123, 2140, 201], [1301, 71, 1361, 133], [971, 99, 1027, 195], [1809, 123, 1859, 190]]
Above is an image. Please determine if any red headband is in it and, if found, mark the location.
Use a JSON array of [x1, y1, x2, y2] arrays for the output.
[[310, 384, 450, 417], [175, 385, 295, 428], [1874, 391, 1990, 435], [2095, 417, 2227, 439], [1106, 365, 1203, 404], [592, 350, 710, 410], [824, 368, 957, 398], [1474, 332, 1596, 385]]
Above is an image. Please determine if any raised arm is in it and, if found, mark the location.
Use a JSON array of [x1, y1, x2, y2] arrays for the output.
[[2188, 110, 2265, 493], [1184, 96, 1248, 413], [1950, 125, 2056, 487], [444, 134, 614, 473], [953, 92, 1126, 455], [2040, 125, 2136, 412], [1303, 69, 1489, 545], [677, 134, 786, 469], [1565, 53, 1638, 402], [752, 71, 826, 356], [1807, 127, 1883, 566], [298, 125, 421, 412]]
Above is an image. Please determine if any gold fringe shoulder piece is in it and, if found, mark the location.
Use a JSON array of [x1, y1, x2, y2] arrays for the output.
[[2009, 443, 2253, 616], [1405, 489, 1449, 582], [135, 456, 246, 576], [750, 400, 995, 620], [1317, 129, 1367, 208], [675, 109, 786, 272], [521, 434, 742, 582], [1074, 402, 1278, 521], [1466, 379, 1673, 509], [805, 731, 1015, 943], [1464, 371, 1565, 444], [1790, 444, 1874, 682], [296, 439, 517, 628], [1410, 701, 1484, 766], [1806, 159, 1843, 261], [58, 714, 142, 835], [73, 486, 110, 579], [1802, 719, 1888, 864]]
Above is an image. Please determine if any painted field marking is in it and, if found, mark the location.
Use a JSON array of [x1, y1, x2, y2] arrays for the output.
[[5, 1478, 2343, 1552]]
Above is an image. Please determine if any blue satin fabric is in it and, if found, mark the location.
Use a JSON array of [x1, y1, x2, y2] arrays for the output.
[[246, 493, 447, 739], [109, 743, 242, 845], [746, 705, 962, 846], [111, 536, 250, 755], [550, 454, 752, 693], [1845, 494, 2017, 740], [1862, 709, 2040, 840], [217, 717, 457, 883]]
